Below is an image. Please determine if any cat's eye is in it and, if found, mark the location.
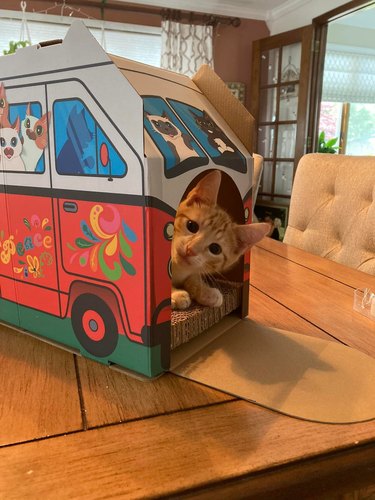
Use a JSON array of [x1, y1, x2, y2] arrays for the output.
[[209, 243, 222, 255], [0, 99, 4, 108], [11, 137, 18, 147], [25, 118, 30, 128], [186, 220, 199, 233], [0, 137, 5, 147], [36, 125, 43, 136]]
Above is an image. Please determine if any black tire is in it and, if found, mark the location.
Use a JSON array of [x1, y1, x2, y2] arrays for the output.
[[71, 293, 118, 358]]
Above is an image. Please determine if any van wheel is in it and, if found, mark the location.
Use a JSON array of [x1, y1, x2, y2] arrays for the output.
[[71, 294, 118, 358]]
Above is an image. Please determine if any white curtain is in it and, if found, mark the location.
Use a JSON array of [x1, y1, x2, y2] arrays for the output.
[[160, 19, 213, 77]]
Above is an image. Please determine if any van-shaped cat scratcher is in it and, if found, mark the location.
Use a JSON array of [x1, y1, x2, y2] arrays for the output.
[[0, 22, 255, 379]]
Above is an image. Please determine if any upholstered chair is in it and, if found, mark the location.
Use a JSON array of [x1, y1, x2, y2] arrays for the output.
[[283, 153, 375, 274]]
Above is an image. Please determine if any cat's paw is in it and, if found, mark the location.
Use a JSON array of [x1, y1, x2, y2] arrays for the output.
[[172, 290, 192, 310], [198, 287, 223, 308]]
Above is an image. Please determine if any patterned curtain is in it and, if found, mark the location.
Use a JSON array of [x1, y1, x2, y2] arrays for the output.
[[160, 19, 214, 77]]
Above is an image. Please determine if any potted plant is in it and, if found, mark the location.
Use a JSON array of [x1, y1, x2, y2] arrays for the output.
[[318, 131, 339, 153]]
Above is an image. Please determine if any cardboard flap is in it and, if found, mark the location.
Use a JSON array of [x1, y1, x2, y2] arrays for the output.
[[171, 318, 375, 423]]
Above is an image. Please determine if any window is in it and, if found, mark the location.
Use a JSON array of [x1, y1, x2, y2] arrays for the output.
[[54, 99, 127, 178], [319, 48, 375, 155], [0, 101, 46, 173], [0, 11, 161, 67]]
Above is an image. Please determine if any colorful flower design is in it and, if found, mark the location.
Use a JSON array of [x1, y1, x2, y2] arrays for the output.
[[0, 215, 54, 279], [27, 255, 41, 278], [68, 204, 137, 281]]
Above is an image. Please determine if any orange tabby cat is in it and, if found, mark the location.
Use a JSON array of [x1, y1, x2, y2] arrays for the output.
[[171, 170, 269, 310]]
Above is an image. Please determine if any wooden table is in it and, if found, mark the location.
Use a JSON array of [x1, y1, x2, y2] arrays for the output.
[[1, 238, 375, 499]]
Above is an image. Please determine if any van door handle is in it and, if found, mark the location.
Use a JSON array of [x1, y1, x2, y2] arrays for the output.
[[63, 201, 78, 213]]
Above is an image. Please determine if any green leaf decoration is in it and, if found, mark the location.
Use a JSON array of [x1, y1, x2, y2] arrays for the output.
[[0, 230, 4, 240], [23, 218, 31, 230], [119, 230, 132, 258], [44, 225, 52, 231], [18, 260, 26, 265], [119, 253, 136, 276], [75, 238, 94, 249], [98, 243, 122, 281], [67, 242, 76, 251], [79, 256, 87, 266]]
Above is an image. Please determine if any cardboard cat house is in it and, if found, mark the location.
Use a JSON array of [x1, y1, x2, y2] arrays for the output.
[[0, 21, 255, 378], [1, 22, 375, 425]]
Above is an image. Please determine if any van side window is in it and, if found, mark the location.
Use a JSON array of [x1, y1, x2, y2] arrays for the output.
[[53, 99, 127, 178], [0, 102, 46, 174], [143, 96, 208, 178], [167, 99, 247, 174]]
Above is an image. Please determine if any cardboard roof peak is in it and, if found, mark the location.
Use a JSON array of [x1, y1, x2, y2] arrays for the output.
[[0, 21, 109, 78]]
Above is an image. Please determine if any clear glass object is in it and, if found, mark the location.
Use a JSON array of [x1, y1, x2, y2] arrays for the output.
[[281, 43, 301, 82], [275, 161, 294, 195], [277, 124, 297, 158], [260, 88, 277, 122], [257, 125, 275, 158], [279, 84, 299, 121], [261, 48, 279, 85]]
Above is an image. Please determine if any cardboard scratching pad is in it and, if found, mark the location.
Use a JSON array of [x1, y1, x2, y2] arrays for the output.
[[171, 316, 375, 423], [171, 281, 242, 349]]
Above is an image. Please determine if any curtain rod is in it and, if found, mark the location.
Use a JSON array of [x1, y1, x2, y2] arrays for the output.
[[33, 0, 241, 27]]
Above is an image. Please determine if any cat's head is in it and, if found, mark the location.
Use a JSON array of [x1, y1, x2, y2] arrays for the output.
[[172, 170, 269, 275], [22, 105, 50, 150], [190, 110, 217, 134], [0, 118, 23, 159], [145, 111, 180, 139]]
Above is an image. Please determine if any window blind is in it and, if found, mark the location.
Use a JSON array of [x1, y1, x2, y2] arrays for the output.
[[322, 49, 375, 104], [0, 10, 161, 67]]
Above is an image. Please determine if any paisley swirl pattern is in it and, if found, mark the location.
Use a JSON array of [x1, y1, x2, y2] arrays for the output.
[[68, 204, 137, 281]]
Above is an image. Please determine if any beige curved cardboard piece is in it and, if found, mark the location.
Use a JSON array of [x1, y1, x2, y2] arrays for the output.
[[171, 316, 375, 424]]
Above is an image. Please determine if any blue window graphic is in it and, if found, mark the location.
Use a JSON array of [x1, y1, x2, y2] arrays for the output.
[[143, 96, 208, 178], [167, 99, 247, 173], [54, 99, 127, 177]]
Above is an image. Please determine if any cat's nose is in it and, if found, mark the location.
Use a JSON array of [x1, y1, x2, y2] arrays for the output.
[[185, 247, 196, 257]]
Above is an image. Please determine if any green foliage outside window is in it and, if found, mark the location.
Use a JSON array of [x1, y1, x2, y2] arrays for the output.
[[3, 40, 30, 55]]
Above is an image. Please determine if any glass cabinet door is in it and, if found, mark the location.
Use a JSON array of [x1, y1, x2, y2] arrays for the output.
[[251, 26, 313, 235]]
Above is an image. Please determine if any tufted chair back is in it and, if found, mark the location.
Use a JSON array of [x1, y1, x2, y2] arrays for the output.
[[283, 153, 375, 274]]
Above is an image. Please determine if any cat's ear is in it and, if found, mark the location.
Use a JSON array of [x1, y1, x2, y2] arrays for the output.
[[39, 111, 51, 129], [186, 170, 221, 206], [234, 222, 270, 255], [12, 116, 20, 134], [26, 103, 31, 116]]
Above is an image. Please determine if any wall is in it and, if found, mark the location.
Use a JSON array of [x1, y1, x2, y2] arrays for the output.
[[0, 0, 269, 111]]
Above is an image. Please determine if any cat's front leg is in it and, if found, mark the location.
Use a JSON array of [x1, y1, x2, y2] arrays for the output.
[[171, 287, 192, 310], [185, 275, 223, 308]]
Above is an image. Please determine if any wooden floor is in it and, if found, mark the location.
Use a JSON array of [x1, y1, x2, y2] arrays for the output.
[[1, 238, 375, 499]]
